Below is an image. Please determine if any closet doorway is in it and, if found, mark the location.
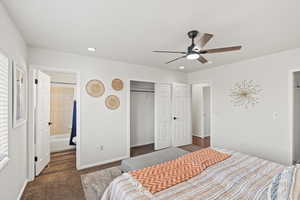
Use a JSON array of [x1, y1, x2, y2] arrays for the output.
[[130, 81, 155, 156], [129, 81, 192, 156]]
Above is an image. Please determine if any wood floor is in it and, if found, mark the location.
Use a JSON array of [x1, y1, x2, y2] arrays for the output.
[[22, 143, 208, 200]]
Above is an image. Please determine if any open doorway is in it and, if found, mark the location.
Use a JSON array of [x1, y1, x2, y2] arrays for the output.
[[130, 81, 155, 157], [293, 71, 300, 164], [35, 70, 78, 176], [191, 83, 211, 148]]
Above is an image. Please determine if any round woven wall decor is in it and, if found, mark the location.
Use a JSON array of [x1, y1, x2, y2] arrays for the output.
[[112, 78, 124, 91], [86, 79, 105, 97], [105, 95, 120, 110]]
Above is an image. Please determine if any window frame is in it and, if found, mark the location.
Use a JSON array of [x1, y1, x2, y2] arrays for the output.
[[0, 50, 11, 172]]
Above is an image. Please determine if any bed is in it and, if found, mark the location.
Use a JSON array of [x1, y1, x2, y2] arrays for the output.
[[101, 148, 297, 200]]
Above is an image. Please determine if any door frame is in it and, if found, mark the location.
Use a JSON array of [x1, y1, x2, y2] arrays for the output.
[[27, 65, 81, 181], [289, 69, 300, 165], [127, 79, 171, 156], [190, 81, 213, 140], [200, 84, 211, 138]]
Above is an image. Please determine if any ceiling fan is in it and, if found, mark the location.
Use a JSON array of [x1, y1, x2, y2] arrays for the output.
[[153, 30, 242, 64]]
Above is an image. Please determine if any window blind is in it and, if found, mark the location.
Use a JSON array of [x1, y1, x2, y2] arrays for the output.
[[0, 52, 9, 167]]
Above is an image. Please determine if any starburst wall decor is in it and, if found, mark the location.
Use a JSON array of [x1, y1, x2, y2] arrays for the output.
[[230, 80, 262, 108]]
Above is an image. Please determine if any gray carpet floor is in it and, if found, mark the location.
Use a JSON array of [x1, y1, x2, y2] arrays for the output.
[[81, 166, 122, 200]]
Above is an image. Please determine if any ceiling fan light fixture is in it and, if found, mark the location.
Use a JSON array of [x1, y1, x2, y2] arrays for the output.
[[186, 53, 200, 60], [88, 47, 96, 52]]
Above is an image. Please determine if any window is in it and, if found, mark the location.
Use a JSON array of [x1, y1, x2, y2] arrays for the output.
[[0, 52, 9, 170], [50, 86, 74, 136]]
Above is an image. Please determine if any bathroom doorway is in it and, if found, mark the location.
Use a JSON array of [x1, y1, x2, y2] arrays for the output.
[[34, 70, 79, 176]]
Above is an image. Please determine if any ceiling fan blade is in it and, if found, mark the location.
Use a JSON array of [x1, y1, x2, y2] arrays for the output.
[[197, 55, 208, 64], [153, 50, 186, 54], [200, 45, 242, 54], [198, 33, 214, 48], [165, 55, 186, 64]]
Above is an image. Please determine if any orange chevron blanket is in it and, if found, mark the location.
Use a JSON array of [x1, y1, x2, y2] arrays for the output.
[[130, 148, 231, 194]]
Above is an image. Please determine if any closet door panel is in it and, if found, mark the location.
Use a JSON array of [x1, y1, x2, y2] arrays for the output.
[[172, 83, 192, 147], [155, 83, 172, 150]]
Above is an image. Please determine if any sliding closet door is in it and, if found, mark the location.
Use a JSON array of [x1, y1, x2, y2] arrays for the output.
[[172, 83, 192, 147], [154, 83, 172, 150]]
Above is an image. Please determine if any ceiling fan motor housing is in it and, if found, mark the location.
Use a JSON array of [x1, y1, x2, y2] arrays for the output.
[[187, 30, 199, 39], [188, 30, 201, 52]]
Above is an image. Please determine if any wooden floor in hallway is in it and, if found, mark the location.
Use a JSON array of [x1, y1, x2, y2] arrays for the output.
[[22, 143, 208, 200]]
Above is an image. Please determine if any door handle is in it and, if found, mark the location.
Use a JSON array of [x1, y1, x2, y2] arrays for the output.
[[48, 122, 53, 126], [173, 117, 177, 120]]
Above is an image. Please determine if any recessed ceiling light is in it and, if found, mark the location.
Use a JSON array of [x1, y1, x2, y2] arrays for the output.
[[179, 66, 185, 70], [88, 47, 96, 52]]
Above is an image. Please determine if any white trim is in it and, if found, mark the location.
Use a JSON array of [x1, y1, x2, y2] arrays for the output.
[[77, 155, 128, 170], [289, 69, 300, 165], [13, 63, 27, 128], [127, 79, 158, 158], [17, 179, 28, 200], [131, 142, 154, 148], [126, 80, 131, 158], [192, 135, 210, 139], [27, 65, 81, 180], [190, 81, 213, 144], [27, 68, 36, 181]]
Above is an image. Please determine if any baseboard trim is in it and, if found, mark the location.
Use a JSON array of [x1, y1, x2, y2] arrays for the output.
[[193, 135, 210, 139], [131, 143, 154, 148], [77, 155, 129, 170], [17, 179, 28, 200], [192, 135, 210, 147]]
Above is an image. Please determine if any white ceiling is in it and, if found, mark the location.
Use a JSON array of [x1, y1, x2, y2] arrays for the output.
[[3, 0, 300, 72]]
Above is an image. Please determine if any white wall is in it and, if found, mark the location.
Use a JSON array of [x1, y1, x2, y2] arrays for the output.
[[192, 84, 202, 136], [0, 3, 28, 200], [44, 70, 77, 84], [28, 48, 187, 169], [188, 48, 300, 165], [50, 135, 75, 153]]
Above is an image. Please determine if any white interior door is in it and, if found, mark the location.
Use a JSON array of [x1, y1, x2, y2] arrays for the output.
[[172, 83, 192, 147], [35, 70, 51, 176], [154, 83, 172, 150]]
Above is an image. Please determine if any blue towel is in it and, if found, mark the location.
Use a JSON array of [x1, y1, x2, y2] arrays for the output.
[[69, 100, 77, 145]]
